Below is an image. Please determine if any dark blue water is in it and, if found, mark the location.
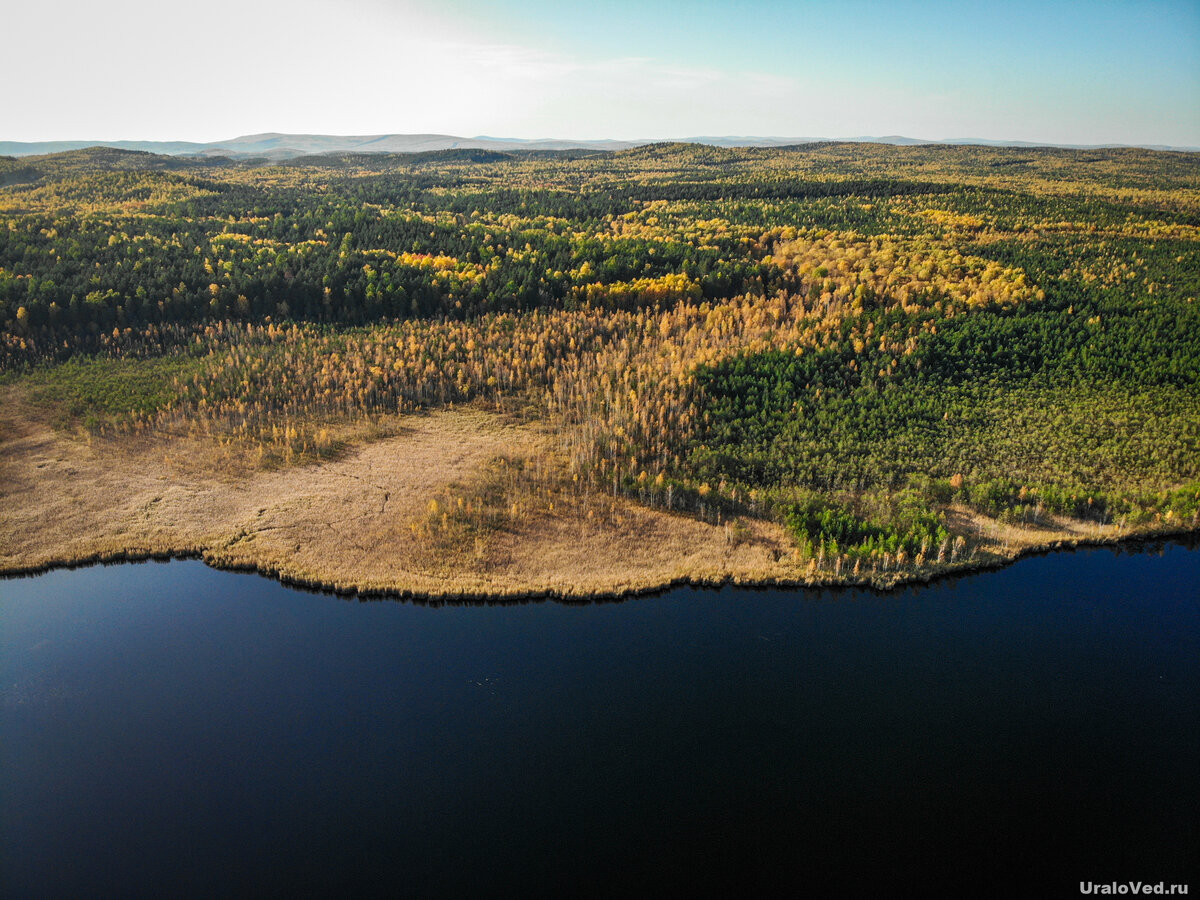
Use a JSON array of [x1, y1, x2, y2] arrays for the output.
[[2, 542, 1198, 897]]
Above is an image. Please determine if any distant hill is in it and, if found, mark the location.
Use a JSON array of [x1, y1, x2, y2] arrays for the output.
[[2, 132, 1196, 159], [0, 133, 645, 160]]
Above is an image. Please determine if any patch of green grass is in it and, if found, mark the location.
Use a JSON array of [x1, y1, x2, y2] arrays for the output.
[[21, 354, 202, 429]]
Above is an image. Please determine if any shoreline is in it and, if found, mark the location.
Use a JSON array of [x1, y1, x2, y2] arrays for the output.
[[4, 523, 1196, 605], [5, 399, 1197, 606]]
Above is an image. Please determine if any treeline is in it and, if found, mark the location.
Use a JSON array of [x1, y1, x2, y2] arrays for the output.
[[5, 142, 1194, 343], [690, 267, 1200, 551]]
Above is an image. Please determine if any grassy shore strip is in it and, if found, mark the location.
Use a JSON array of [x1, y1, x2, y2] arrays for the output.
[[3, 522, 1195, 603], [3, 384, 1195, 601]]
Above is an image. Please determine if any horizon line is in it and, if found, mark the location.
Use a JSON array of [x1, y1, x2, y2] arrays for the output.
[[3, 132, 1199, 155]]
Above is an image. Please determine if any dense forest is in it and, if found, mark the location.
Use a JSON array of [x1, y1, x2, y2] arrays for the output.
[[3, 142, 1198, 576]]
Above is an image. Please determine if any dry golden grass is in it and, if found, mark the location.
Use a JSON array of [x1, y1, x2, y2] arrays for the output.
[[3, 386, 1188, 598], [942, 505, 1140, 554], [0, 388, 806, 597]]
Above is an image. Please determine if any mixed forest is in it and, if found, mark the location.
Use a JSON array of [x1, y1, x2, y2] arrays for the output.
[[2, 141, 1198, 584]]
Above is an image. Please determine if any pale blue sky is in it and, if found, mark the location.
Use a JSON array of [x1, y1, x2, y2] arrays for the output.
[[6, 0, 1198, 145]]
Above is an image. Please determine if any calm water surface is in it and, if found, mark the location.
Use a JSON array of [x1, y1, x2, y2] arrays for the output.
[[2, 542, 1198, 897]]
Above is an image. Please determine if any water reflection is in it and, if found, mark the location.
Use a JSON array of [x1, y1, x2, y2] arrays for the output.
[[1, 540, 1197, 896]]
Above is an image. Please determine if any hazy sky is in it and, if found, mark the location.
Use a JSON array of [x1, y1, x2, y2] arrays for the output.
[[7, 0, 1199, 145]]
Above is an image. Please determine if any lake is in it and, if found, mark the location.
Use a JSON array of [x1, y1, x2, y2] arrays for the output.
[[2, 541, 1197, 897]]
